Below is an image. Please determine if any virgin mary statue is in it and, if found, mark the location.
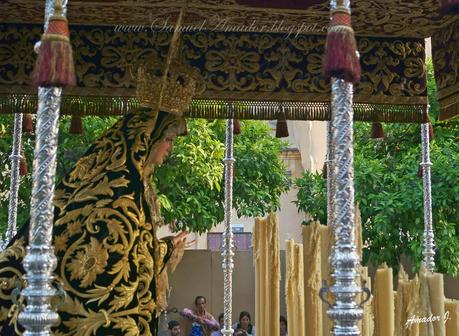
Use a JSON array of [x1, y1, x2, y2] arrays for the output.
[[0, 61, 196, 336]]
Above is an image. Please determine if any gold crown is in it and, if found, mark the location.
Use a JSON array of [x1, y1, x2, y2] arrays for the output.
[[136, 59, 197, 115]]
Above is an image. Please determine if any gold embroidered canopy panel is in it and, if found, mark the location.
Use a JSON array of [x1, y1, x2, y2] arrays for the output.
[[0, 0, 458, 121]]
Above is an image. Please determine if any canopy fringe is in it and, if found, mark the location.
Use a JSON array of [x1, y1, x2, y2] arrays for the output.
[[438, 93, 459, 121], [0, 94, 427, 123]]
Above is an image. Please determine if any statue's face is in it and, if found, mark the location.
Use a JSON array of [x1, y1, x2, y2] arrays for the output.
[[150, 135, 175, 165]]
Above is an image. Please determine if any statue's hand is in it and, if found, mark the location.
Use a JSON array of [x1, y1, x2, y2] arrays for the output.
[[172, 231, 188, 246]]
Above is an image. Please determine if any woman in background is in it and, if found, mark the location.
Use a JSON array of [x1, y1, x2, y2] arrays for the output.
[[232, 311, 255, 336], [280, 315, 288, 336], [181, 295, 219, 336]]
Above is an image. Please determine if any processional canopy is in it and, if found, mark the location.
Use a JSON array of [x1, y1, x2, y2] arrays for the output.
[[0, 0, 458, 122]]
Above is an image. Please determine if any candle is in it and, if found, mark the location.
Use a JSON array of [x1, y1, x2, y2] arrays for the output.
[[407, 274, 421, 336], [395, 266, 409, 336], [286, 239, 296, 336], [427, 272, 445, 336], [319, 224, 333, 335], [359, 266, 374, 336], [268, 213, 280, 336], [295, 243, 305, 336], [418, 266, 429, 336], [302, 223, 323, 336], [374, 263, 395, 335], [260, 217, 269, 336], [445, 299, 459, 336], [364, 274, 374, 336], [355, 204, 363, 258], [253, 218, 261, 336]]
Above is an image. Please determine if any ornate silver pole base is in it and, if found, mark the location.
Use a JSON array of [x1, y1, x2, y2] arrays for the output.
[[320, 79, 370, 336], [18, 0, 68, 332], [421, 113, 435, 273], [3, 112, 24, 250], [18, 87, 61, 335], [221, 107, 235, 336]]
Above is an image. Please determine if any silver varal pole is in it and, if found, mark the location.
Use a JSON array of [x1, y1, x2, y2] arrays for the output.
[[4, 112, 24, 249], [221, 106, 235, 336], [421, 106, 435, 272], [326, 120, 336, 229], [18, 0, 65, 333], [328, 78, 364, 335], [326, 119, 337, 270]]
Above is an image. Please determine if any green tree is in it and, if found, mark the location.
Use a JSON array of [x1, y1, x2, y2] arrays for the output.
[[0, 115, 116, 234], [0, 115, 290, 235], [155, 119, 291, 233], [295, 59, 459, 276]]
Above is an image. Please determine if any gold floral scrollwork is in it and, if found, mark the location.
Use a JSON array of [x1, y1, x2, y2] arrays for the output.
[[432, 17, 459, 120], [357, 37, 426, 100], [202, 34, 260, 91], [1, 24, 427, 113]]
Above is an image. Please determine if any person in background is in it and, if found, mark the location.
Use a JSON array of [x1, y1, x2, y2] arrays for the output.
[[232, 311, 255, 336], [233, 329, 248, 336], [210, 313, 224, 336], [181, 295, 219, 336], [169, 320, 182, 336], [280, 315, 288, 336]]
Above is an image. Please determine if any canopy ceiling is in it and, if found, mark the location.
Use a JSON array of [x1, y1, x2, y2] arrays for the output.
[[1, 0, 455, 38]]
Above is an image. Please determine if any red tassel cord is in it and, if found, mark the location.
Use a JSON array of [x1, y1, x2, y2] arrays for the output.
[[32, 0, 76, 87], [371, 122, 384, 139], [417, 163, 423, 178], [69, 115, 84, 134], [233, 119, 241, 135], [22, 113, 33, 133], [275, 119, 289, 138], [440, 0, 459, 15], [19, 153, 28, 176], [428, 122, 435, 140], [323, 9, 361, 84]]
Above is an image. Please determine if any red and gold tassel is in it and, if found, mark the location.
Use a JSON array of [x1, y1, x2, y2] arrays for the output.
[[322, 4, 361, 84], [428, 122, 435, 140], [322, 161, 328, 179], [439, 0, 459, 15], [69, 115, 83, 134], [32, 0, 76, 87], [233, 119, 241, 135], [275, 119, 289, 138], [427, 115, 435, 141], [276, 103, 289, 138], [19, 150, 28, 176], [371, 122, 384, 139], [417, 163, 423, 178], [22, 113, 34, 133]]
